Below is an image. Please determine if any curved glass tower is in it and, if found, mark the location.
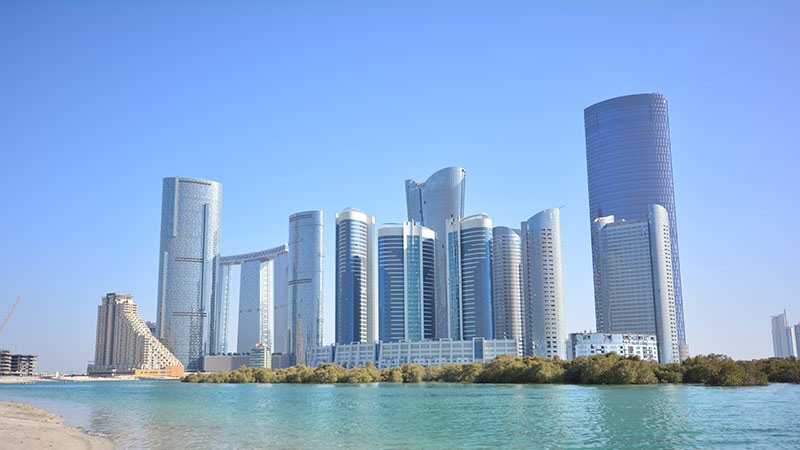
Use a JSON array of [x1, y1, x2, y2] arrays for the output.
[[405, 167, 466, 338], [335, 208, 376, 344], [521, 208, 566, 359], [491, 226, 523, 342], [288, 210, 324, 364], [584, 93, 687, 359], [156, 176, 222, 371], [445, 214, 493, 340], [378, 222, 436, 342]]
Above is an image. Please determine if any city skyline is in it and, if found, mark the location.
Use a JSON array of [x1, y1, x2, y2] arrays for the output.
[[1, 2, 798, 372]]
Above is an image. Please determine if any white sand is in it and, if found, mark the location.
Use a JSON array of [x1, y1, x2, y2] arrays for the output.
[[0, 401, 114, 449]]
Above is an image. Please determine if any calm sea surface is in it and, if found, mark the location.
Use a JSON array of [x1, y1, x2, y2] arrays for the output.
[[1, 381, 799, 449]]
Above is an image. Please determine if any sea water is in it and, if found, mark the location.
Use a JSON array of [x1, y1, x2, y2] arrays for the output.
[[1, 381, 799, 449]]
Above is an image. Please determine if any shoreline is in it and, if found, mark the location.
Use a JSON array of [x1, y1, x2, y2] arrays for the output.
[[0, 400, 114, 449]]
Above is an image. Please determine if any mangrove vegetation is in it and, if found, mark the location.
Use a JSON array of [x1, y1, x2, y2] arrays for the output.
[[182, 353, 800, 387]]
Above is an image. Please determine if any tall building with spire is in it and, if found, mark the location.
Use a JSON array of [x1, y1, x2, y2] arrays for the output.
[[155, 177, 222, 371], [584, 93, 688, 360], [405, 167, 466, 338], [335, 208, 377, 344]]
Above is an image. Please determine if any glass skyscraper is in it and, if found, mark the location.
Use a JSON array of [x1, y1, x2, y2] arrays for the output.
[[378, 222, 436, 342], [288, 210, 324, 365], [491, 226, 523, 342], [592, 205, 680, 364], [405, 167, 466, 338], [155, 177, 222, 372], [584, 93, 688, 359], [335, 208, 376, 344], [521, 208, 566, 359], [445, 214, 493, 340]]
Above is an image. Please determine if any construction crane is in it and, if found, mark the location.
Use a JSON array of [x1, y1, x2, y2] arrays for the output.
[[0, 296, 22, 335]]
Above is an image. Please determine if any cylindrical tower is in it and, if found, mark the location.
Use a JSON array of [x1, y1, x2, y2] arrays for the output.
[[335, 208, 376, 344], [156, 176, 222, 372], [491, 227, 523, 342], [288, 210, 324, 364], [521, 208, 566, 359]]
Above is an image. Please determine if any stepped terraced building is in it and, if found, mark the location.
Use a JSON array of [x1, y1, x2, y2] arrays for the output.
[[90, 293, 183, 376]]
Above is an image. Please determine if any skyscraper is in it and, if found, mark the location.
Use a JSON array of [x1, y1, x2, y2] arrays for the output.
[[445, 214, 493, 340], [771, 310, 798, 358], [491, 226, 523, 342], [94, 293, 181, 372], [406, 167, 466, 338], [584, 93, 688, 360], [156, 176, 222, 371], [335, 208, 376, 344], [288, 211, 324, 364], [378, 222, 436, 342], [521, 208, 566, 359], [593, 204, 680, 364]]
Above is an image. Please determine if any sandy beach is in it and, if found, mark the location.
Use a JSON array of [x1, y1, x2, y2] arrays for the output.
[[0, 401, 113, 449]]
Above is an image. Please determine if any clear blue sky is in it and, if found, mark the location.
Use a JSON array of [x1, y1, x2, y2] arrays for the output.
[[1, 1, 798, 373]]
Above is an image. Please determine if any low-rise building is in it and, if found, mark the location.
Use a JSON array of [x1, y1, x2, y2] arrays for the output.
[[308, 338, 520, 369], [271, 353, 293, 370], [0, 351, 37, 376], [567, 332, 659, 362], [250, 343, 272, 369], [202, 354, 251, 372]]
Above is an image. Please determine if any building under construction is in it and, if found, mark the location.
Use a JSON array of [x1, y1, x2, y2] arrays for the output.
[[0, 350, 37, 376]]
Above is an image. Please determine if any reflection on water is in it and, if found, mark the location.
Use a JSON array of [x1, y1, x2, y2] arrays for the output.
[[1, 381, 799, 449]]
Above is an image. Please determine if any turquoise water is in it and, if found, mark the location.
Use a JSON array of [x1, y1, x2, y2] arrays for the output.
[[1, 381, 799, 449]]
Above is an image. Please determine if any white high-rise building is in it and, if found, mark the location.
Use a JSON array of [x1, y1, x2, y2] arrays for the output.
[[521, 208, 567, 359], [771, 310, 798, 358], [491, 227, 524, 342], [593, 204, 680, 364], [445, 214, 493, 340], [93, 293, 181, 372], [335, 208, 377, 344]]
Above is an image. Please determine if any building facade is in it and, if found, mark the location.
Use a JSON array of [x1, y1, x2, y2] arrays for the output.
[[521, 209, 567, 359], [445, 214, 493, 340], [216, 246, 289, 354], [0, 351, 37, 376], [584, 93, 688, 360], [378, 222, 436, 342], [593, 204, 680, 364], [250, 343, 272, 369], [491, 227, 523, 343], [155, 176, 222, 371], [91, 293, 182, 373], [335, 208, 377, 344], [308, 338, 520, 369], [567, 333, 659, 362], [405, 167, 466, 338], [288, 211, 324, 364], [771, 310, 798, 358]]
